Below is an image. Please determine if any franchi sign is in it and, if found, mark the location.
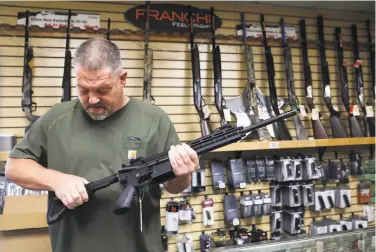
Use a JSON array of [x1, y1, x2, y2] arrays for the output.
[[124, 4, 222, 33]]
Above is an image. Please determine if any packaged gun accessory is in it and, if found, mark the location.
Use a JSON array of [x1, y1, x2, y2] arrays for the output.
[[310, 220, 328, 235], [178, 199, 195, 224], [302, 156, 321, 180], [271, 209, 283, 237], [165, 200, 179, 236], [211, 229, 231, 248], [249, 224, 268, 243], [301, 183, 314, 207], [202, 196, 214, 226], [176, 235, 194, 252], [224, 195, 240, 226], [192, 160, 206, 192], [210, 159, 226, 190], [349, 151, 363, 175], [335, 187, 351, 208], [229, 226, 251, 245], [326, 218, 342, 232], [364, 205, 375, 222], [256, 156, 266, 181], [265, 157, 275, 181], [271, 183, 282, 207], [261, 192, 272, 215], [293, 157, 303, 181], [282, 184, 302, 207], [245, 159, 258, 182], [252, 193, 264, 217], [340, 219, 353, 231], [282, 207, 305, 235], [239, 194, 253, 218], [227, 159, 247, 190], [325, 188, 336, 209], [352, 215, 368, 229], [200, 232, 211, 252], [275, 157, 294, 182], [358, 182, 371, 203], [313, 188, 325, 211]]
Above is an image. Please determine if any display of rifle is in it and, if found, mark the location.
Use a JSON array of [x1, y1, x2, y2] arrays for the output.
[[189, 7, 211, 136], [106, 18, 111, 40], [280, 18, 308, 140], [335, 27, 364, 137], [299, 19, 328, 139], [21, 10, 40, 133], [46, 110, 297, 225], [317, 15, 347, 138], [260, 14, 292, 140], [351, 24, 375, 137], [366, 19, 375, 101], [61, 10, 72, 103], [143, 1, 154, 104]]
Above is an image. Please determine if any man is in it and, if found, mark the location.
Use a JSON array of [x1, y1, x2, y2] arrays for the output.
[[5, 37, 199, 252]]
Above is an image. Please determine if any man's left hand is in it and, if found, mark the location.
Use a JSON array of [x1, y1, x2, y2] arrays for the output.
[[168, 143, 199, 176]]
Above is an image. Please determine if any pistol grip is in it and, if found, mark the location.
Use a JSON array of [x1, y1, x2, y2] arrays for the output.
[[114, 185, 136, 215], [46, 192, 68, 225]]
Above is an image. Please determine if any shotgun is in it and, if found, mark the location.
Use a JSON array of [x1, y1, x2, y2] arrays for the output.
[[366, 19, 375, 101], [107, 18, 111, 40], [46, 110, 297, 225], [351, 24, 375, 137], [143, 1, 154, 104], [61, 10, 72, 103], [317, 15, 347, 138], [260, 14, 292, 140], [21, 10, 40, 133], [189, 7, 211, 136], [280, 18, 308, 140], [334, 27, 364, 137], [299, 19, 328, 139]]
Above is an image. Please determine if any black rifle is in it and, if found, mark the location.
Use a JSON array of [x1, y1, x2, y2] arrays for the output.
[[61, 10, 72, 103], [107, 18, 111, 40], [189, 7, 211, 136], [46, 110, 297, 225], [143, 1, 154, 104], [21, 10, 40, 133], [366, 19, 375, 100], [351, 24, 375, 137], [335, 27, 364, 137], [260, 14, 292, 140], [280, 18, 308, 140], [317, 15, 347, 138], [299, 19, 328, 139], [211, 7, 227, 127]]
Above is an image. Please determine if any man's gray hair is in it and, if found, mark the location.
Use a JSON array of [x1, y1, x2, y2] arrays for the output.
[[73, 37, 123, 75]]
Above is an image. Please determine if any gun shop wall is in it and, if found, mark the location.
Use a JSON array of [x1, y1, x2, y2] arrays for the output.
[[0, 1, 375, 252]]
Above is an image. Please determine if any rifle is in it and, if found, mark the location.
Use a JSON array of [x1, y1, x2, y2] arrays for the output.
[[61, 10, 72, 103], [366, 19, 375, 101], [143, 1, 154, 104], [210, 7, 227, 127], [107, 18, 111, 40], [335, 27, 364, 137], [351, 24, 375, 137], [21, 10, 40, 133], [46, 110, 297, 225], [317, 15, 347, 138], [189, 7, 211, 136], [260, 14, 292, 140], [299, 19, 328, 139], [280, 18, 308, 140]]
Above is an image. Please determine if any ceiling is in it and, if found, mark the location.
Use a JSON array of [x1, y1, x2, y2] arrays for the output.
[[249, 1, 375, 14]]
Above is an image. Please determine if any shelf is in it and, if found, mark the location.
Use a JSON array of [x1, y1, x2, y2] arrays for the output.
[[212, 137, 376, 152], [0, 212, 48, 231], [0, 151, 10, 162]]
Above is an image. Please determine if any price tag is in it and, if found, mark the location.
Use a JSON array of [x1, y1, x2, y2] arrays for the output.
[[202, 105, 211, 119], [366, 106, 374, 117], [257, 105, 265, 119], [354, 59, 362, 68], [233, 218, 239, 226], [269, 142, 279, 149], [352, 105, 360, 116], [324, 85, 331, 98], [299, 105, 308, 117], [236, 112, 251, 127], [239, 182, 246, 189], [307, 86, 313, 98], [218, 182, 226, 189], [312, 109, 319, 121], [223, 108, 232, 122]]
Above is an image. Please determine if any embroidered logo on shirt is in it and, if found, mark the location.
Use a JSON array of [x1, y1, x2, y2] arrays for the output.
[[128, 150, 137, 160]]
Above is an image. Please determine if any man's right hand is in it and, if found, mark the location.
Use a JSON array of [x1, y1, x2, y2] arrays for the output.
[[52, 173, 90, 209]]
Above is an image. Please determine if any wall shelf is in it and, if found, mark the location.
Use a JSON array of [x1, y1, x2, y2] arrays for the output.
[[211, 137, 376, 152]]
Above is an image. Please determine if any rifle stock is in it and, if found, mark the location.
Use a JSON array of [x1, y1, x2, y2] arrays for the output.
[[299, 19, 328, 139], [317, 15, 347, 138], [46, 110, 297, 225], [366, 19, 375, 100], [61, 10, 72, 103], [261, 14, 292, 140], [335, 27, 364, 137], [21, 10, 40, 133]]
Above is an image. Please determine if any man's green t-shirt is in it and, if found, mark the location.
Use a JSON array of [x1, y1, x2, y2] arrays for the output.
[[9, 97, 180, 252]]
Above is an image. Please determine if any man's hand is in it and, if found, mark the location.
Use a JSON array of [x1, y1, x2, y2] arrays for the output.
[[52, 173, 90, 209], [168, 143, 199, 176]]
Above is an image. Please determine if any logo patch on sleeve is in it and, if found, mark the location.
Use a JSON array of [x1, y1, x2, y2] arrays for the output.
[[128, 150, 137, 160]]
